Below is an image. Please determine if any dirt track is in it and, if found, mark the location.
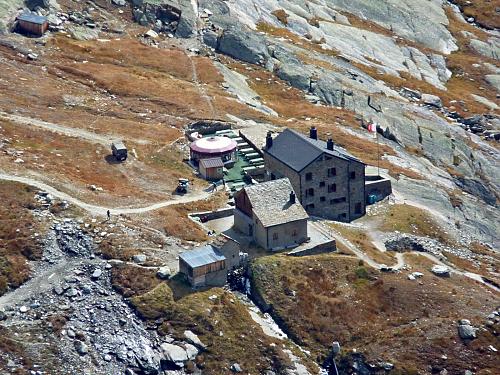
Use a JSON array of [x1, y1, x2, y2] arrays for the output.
[[0, 172, 210, 216], [0, 112, 150, 145]]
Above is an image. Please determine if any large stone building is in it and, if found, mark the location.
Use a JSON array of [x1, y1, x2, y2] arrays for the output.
[[234, 178, 309, 251], [263, 127, 366, 222]]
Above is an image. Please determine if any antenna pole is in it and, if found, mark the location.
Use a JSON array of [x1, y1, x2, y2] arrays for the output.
[[376, 130, 380, 176]]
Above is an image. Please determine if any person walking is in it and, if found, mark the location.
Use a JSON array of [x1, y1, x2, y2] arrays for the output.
[[107, 209, 111, 221]]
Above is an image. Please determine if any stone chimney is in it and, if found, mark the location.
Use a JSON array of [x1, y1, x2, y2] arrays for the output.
[[327, 138, 334, 151], [309, 126, 317, 140], [265, 131, 273, 149], [289, 191, 296, 204]]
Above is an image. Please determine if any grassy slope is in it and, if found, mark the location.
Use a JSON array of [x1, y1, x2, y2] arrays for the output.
[[127, 281, 312, 374], [251, 253, 499, 373], [0, 182, 45, 296]]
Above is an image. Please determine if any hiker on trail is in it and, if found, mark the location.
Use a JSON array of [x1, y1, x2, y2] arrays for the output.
[[107, 209, 111, 221]]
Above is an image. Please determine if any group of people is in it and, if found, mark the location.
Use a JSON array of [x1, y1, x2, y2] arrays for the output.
[[211, 178, 226, 192]]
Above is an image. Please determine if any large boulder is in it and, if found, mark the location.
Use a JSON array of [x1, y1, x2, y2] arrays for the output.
[[431, 265, 450, 277], [183, 330, 206, 350], [68, 26, 99, 41], [485, 74, 500, 92], [175, 0, 196, 38], [275, 62, 313, 91], [161, 343, 189, 366], [458, 322, 477, 340], [421, 93, 442, 108], [469, 38, 500, 61], [312, 74, 344, 106], [217, 25, 270, 65], [203, 30, 219, 49], [199, 0, 229, 16]]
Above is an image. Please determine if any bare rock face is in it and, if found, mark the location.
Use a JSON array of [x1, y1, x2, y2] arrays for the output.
[[217, 24, 271, 66], [326, 0, 458, 54], [469, 38, 500, 61]]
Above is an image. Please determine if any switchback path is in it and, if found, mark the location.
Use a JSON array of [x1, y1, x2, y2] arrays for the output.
[[0, 172, 210, 216], [319, 220, 499, 293]]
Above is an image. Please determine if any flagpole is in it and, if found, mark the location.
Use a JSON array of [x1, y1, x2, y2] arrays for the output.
[[376, 130, 380, 176]]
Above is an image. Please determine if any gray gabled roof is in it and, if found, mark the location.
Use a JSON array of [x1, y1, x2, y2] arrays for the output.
[[241, 178, 308, 228], [179, 245, 226, 268], [265, 129, 363, 172], [18, 12, 47, 25]]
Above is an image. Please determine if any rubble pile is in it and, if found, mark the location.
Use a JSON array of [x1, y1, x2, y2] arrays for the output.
[[54, 220, 95, 257], [384, 233, 477, 263], [0, 208, 203, 374]]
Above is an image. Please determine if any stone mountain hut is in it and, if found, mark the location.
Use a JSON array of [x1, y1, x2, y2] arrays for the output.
[[234, 178, 309, 251]]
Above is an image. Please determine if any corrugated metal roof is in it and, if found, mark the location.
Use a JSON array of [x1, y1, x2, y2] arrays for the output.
[[179, 245, 226, 268], [18, 12, 47, 25], [265, 129, 363, 172], [200, 157, 224, 169]]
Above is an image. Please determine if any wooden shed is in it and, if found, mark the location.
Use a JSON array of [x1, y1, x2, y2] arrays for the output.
[[199, 157, 224, 181], [17, 12, 48, 36], [178, 245, 227, 287]]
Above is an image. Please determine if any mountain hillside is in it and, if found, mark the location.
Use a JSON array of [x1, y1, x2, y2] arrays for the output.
[[0, 0, 498, 374]]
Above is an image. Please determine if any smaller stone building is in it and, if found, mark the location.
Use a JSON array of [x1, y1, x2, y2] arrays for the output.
[[178, 245, 227, 287], [234, 178, 309, 251], [210, 234, 241, 270], [199, 157, 224, 180]]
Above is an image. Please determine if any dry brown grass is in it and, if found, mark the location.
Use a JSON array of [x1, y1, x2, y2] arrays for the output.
[[330, 224, 395, 264], [130, 283, 313, 374], [157, 191, 228, 242], [251, 253, 499, 372], [379, 204, 451, 244], [451, 0, 500, 29], [0, 326, 32, 374], [0, 181, 44, 295], [271, 9, 289, 25], [0, 119, 181, 206], [111, 264, 161, 297]]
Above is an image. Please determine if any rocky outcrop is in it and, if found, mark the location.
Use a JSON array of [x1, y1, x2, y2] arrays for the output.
[[175, 0, 196, 38], [455, 177, 497, 206], [326, 0, 457, 53], [485, 74, 500, 92], [0, 0, 25, 33], [469, 38, 500, 60], [217, 24, 271, 66]]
